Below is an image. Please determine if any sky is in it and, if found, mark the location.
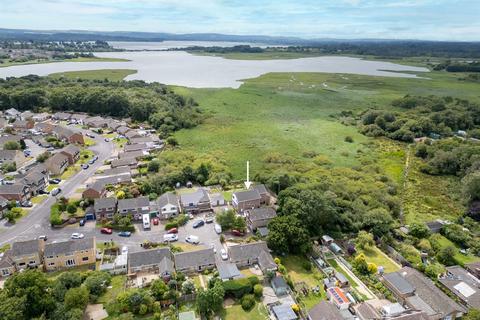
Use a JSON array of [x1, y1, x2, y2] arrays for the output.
[[1, 0, 479, 41]]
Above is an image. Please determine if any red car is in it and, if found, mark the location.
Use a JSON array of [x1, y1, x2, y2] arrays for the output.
[[100, 227, 112, 234], [231, 229, 245, 237], [152, 218, 159, 225], [167, 227, 178, 234]]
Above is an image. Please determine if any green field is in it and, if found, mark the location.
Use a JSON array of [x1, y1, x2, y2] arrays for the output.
[[171, 69, 480, 180], [49, 69, 137, 81], [357, 246, 401, 273], [0, 56, 128, 68]]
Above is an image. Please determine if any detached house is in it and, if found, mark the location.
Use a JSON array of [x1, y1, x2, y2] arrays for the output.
[[22, 170, 48, 195], [174, 248, 216, 274], [10, 239, 44, 270], [179, 188, 211, 214], [0, 253, 15, 278], [94, 197, 118, 220], [228, 241, 277, 273], [60, 145, 81, 164], [44, 237, 96, 271], [155, 192, 179, 219], [118, 196, 150, 220], [232, 184, 270, 212], [0, 150, 27, 168], [0, 184, 31, 202], [13, 119, 34, 133], [45, 152, 69, 175]]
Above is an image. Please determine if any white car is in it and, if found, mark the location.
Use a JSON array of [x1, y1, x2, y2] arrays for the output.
[[214, 223, 222, 234], [221, 249, 228, 260], [121, 246, 128, 255], [163, 234, 179, 242], [185, 235, 200, 244], [71, 233, 85, 239]]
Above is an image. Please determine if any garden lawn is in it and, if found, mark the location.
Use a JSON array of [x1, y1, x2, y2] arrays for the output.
[[433, 235, 480, 265], [98, 275, 126, 304], [326, 259, 359, 287], [357, 246, 400, 273], [222, 304, 268, 320], [60, 166, 79, 180], [31, 195, 47, 204]]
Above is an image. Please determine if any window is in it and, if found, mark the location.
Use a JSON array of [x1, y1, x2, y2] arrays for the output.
[[82, 256, 89, 261], [18, 262, 25, 266], [48, 262, 55, 266], [2, 269, 10, 276], [47, 255, 53, 259], [65, 259, 75, 266]]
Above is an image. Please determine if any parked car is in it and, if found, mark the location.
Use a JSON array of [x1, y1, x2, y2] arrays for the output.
[[51, 188, 61, 196], [93, 155, 99, 161], [231, 229, 245, 237], [167, 227, 178, 234], [214, 223, 222, 234], [71, 233, 85, 239], [104, 138, 110, 142], [21, 201, 33, 207], [49, 178, 61, 184], [152, 217, 159, 225], [38, 189, 50, 195], [205, 215, 214, 223], [118, 231, 132, 237], [163, 234, 178, 242], [100, 227, 112, 234], [79, 219, 85, 227], [38, 235, 48, 241], [192, 220, 205, 228], [81, 164, 89, 170], [88, 159, 95, 165], [185, 235, 200, 244], [221, 249, 228, 260]]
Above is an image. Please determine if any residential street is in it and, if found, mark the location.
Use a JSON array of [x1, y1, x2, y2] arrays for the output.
[[0, 129, 114, 246]]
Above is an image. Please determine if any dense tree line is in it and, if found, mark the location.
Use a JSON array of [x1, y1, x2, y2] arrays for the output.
[[434, 60, 480, 72], [0, 270, 111, 320], [179, 41, 480, 58], [359, 95, 480, 142], [0, 40, 115, 52], [0, 75, 202, 137]]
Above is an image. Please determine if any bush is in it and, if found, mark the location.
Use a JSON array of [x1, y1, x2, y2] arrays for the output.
[[241, 294, 256, 311], [345, 136, 354, 143], [223, 278, 253, 298], [302, 260, 312, 271], [253, 284, 263, 298], [164, 221, 178, 230]]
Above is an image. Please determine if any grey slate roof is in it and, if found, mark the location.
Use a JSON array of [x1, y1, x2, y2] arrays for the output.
[[383, 270, 415, 295], [272, 304, 297, 320], [98, 166, 131, 177], [111, 157, 137, 168], [233, 188, 261, 202], [157, 192, 178, 209], [0, 184, 28, 195], [94, 197, 117, 211], [249, 207, 276, 222], [174, 248, 215, 270], [254, 184, 268, 194], [61, 144, 80, 156], [44, 238, 94, 256], [11, 239, 40, 257], [308, 301, 343, 320], [96, 173, 132, 186], [439, 266, 480, 308], [228, 241, 267, 261], [180, 188, 210, 205], [124, 143, 147, 152], [217, 263, 242, 280], [386, 267, 466, 317], [118, 196, 150, 212], [128, 247, 173, 270]]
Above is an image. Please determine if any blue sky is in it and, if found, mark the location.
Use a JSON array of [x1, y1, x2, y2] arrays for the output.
[[1, 0, 479, 41]]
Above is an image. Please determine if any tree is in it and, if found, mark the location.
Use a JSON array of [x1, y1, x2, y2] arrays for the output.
[[352, 254, 369, 275], [36, 152, 50, 163], [267, 215, 311, 254], [356, 231, 374, 250], [0, 290, 26, 320], [182, 280, 195, 294], [64, 286, 89, 310], [3, 141, 21, 150], [197, 278, 224, 317], [424, 262, 446, 279], [437, 246, 457, 266], [83, 272, 111, 301], [409, 223, 430, 239], [253, 284, 263, 298], [66, 203, 77, 214], [52, 271, 83, 300], [215, 209, 237, 230], [4, 270, 55, 319], [150, 279, 169, 300], [463, 172, 480, 203]]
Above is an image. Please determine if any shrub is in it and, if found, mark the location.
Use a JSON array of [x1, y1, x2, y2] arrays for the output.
[[345, 136, 354, 143], [223, 278, 253, 298], [253, 284, 263, 298], [241, 294, 256, 311], [248, 276, 260, 286], [302, 260, 312, 271], [164, 221, 178, 230]]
